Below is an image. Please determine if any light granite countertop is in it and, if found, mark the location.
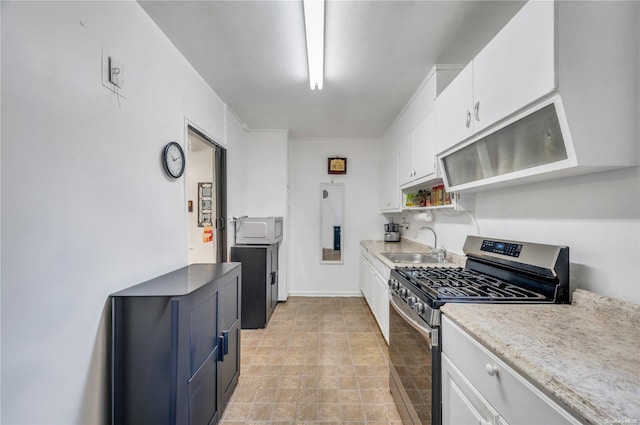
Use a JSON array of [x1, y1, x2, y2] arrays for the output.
[[360, 239, 466, 268], [441, 289, 640, 425]]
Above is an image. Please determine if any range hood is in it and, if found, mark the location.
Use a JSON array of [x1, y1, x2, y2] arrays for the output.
[[439, 95, 577, 192]]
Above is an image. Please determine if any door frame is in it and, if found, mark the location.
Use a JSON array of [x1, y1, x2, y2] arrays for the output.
[[183, 119, 227, 262]]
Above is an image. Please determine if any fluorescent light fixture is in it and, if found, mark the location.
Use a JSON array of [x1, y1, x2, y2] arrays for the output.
[[303, 0, 325, 90]]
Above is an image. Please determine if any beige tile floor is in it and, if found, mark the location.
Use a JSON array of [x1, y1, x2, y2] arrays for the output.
[[220, 296, 402, 425]]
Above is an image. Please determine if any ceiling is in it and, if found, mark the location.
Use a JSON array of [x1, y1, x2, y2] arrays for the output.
[[139, 0, 526, 139]]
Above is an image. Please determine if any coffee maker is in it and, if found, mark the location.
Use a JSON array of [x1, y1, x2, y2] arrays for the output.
[[384, 221, 401, 242]]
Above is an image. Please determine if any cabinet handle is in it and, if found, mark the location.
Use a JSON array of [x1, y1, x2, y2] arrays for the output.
[[474, 101, 480, 122], [218, 335, 225, 361], [466, 110, 471, 128], [218, 330, 230, 361], [485, 363, 498, 376]]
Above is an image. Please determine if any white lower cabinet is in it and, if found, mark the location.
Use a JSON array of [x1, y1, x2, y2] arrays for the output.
[[441, 316, 581, 425], [442, 354, 501, 425], [373, 272, 389, 343], [359, 253, 375, 308], [359, 248, 390, 343]]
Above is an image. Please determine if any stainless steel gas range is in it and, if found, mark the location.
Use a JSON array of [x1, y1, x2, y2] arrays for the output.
[[388, 236, 570, 425]]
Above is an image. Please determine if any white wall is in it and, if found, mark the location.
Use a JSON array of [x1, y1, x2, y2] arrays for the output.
[[289, 138, 386, 296], [1, 2, 230, 424], [388, 166, 640, 304], [225, 108, 248, 224], [244, 130, 288, 217], [242, 129, 290, 300]]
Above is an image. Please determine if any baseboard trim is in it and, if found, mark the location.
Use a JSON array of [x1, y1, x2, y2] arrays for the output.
[[286, 291, 363, 297]]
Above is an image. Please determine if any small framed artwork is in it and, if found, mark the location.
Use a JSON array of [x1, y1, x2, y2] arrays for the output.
[[328, 157, 347, 175], [198, 182, 213, 227]]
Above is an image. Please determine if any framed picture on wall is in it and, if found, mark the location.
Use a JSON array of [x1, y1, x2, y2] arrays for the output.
[[328, 157, 347, 174], [198, 182, 213, 227]]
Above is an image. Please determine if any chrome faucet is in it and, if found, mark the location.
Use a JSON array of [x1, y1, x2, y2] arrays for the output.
[[416, 226, 447, 263], [416, 226, 437, 249]]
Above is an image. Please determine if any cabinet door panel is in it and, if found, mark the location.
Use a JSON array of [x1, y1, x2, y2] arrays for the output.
[[473, 0, 555, 133], [447, 381, 486, 425], [231, 246, 268, 329], [373, 273, 389, 343], [442, 354, 496, 425], [188, 350, 219, 425], [435, 63, 474, 154], [398, 132, 414, 186], [219, 272, 241, 408], [381, 142, 400, 211], [190, 293, 219, 377], [359, 255, 366, 295], [364, 263, 375, 308], [412, 111, 436, 179], [270, 245, 279, 308]]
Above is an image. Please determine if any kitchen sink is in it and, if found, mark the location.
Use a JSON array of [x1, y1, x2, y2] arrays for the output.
[[380, 252, 440, 264]]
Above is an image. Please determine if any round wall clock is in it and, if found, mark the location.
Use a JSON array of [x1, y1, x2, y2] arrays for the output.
[[162, 142, 185, 179]]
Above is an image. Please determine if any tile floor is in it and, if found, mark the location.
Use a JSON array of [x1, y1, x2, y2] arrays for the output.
[[220, 296, 402, 425]]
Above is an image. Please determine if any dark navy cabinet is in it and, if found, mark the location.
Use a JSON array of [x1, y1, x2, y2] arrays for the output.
[[111, 263, 241, 425], [230, 244, 278, 329]]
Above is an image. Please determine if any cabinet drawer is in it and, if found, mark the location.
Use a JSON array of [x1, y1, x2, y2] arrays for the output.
[[441, 317, 580, 425]]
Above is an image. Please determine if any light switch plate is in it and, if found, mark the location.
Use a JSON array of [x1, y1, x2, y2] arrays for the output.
[[108, 56, 123, 88], [101, 46, 126, 99]]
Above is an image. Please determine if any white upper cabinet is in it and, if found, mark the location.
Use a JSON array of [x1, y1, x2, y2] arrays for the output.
[[437, 0, 638, 192], [380, 141, 401, 212], [435, 63, 474, 154], [384, 65, 463, 197], [399, 111, 437, 187], [436, 0, 555, 155], [398, 132, 414, 186], [412, 111, 437, 180], [472, 0, 555, 134]]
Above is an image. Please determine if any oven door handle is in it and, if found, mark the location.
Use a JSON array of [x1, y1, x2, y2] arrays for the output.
[[390, 294, 437, 346]]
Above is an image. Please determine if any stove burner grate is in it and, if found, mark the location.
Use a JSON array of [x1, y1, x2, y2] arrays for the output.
[[396, 267, 547, 301]]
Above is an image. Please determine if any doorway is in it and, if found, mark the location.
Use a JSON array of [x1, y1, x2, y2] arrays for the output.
[[186, 125, 227, 264]]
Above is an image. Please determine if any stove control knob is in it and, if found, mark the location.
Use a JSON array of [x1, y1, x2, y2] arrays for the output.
[[399, 288, 408, 298], [414, 302, 425, 314], [407, 296, 417, 307]]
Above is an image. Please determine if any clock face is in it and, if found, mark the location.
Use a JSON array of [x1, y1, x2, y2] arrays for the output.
[[163, 142, 185, 178]]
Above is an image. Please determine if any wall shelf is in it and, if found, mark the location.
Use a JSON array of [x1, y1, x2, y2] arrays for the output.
[[402, 188, 474, 213], [403, 204, 456, 212]]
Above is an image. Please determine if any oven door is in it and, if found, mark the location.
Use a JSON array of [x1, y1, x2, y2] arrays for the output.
[[389, 291, 441, 425]]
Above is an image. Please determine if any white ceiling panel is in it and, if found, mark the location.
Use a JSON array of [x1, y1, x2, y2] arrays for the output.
[[139, 0, 526, 138]]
